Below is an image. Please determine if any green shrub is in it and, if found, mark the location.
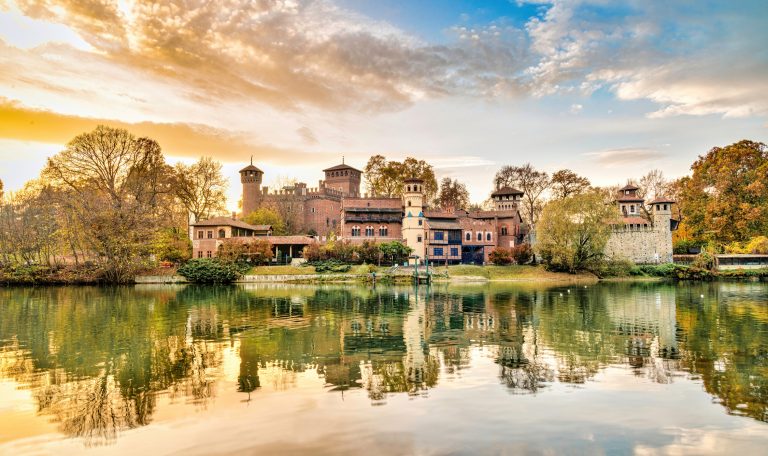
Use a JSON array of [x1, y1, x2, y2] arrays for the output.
[[691, 251, 717, 271], [308, 259, 351, 273], [177, 258, 243, 283], [592, 258, 634, 278], [673, 239, 704, 254]]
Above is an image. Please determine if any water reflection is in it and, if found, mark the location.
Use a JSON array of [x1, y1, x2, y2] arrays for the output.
[[0, 281, 766, 446]]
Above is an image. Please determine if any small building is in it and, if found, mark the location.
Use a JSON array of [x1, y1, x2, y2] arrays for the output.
[[341, 197, 403, 243], [714, 254, 768, 270], [190, 217, 315, 262], [424, 210, 463, 265]]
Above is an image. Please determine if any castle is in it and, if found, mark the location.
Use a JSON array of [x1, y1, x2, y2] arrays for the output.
[[190, 159, 527, 264], [604, 184, 677, 264]]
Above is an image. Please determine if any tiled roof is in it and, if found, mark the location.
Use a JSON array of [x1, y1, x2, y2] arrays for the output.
[[469, 210, 520, 219], [491, 186, 524, 197], [342, 198, 401, 210], [619, 184, 639, 191], [323, 163, 362, 173], [424, 210, 458, 219], [426, 219, 461, 230], [617, 195, 645, 202], [191, 217, 271, 231], [618, 216, 650, 225], [649, 197, 676, 204], [239, 164, 263, 173], [265, 236, 317, 245]]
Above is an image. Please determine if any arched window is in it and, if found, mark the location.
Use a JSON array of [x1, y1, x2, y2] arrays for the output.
[[365, 226, 374, 236], [407, 185, 411, 192], [486, 232, 492, 241], [408, 200, 412, 206], [501, 226, 508, 236], [466, 232, 471, 241], [663, 204, 668, 210], [218, 229, 226, 238], [477, 232, 482, 241], [352, 226, 361, 237], [379, 226, 388, 236]]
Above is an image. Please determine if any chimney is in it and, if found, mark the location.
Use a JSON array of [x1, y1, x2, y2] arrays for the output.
[[232, 211, 237, 220]]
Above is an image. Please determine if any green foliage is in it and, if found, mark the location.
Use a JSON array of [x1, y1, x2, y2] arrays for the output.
[[356, 240, 381, 264], [152, 228, 191, 263], [378, 241, 412, 265], [308, 259, 352, 273], [630, 263, 679, 277], [511, 244, 533, 264], [691, 251, 717, 271], [218, 238, 273, 265], [177, 258, 244, 283], [673, 239, 704, 254], [243, 207, 287, 235], [434, 177, 470, 210], [536, 191, 619, 273], [363, 155, 438, 201], [593, 258, 635, 278], [489, 248, 512, 265]]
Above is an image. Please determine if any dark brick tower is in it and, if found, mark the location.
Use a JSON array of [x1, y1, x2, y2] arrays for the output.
[[240, 158, 263, 218]]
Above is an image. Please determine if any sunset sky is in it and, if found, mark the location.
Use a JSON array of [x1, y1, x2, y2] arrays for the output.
[[0, 0, 766, 208]]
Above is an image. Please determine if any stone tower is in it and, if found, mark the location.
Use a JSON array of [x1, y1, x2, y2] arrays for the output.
[[650, 197, 675, 263], [322, 162, 361, 197], [240, 160, 263, 218], [402, 178, 426, 264]]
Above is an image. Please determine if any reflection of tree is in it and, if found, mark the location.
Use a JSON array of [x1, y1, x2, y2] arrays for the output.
[[0, 287, 221, 445]]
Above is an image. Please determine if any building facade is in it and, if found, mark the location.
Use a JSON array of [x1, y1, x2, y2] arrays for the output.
[[604, 185, 677, 264]]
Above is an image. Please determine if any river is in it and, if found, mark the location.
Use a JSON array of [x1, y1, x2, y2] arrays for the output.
[[0, 282, 766, 455]]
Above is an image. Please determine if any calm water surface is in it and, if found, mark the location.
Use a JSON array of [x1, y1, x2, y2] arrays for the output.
[[0, 282, 767, 455]]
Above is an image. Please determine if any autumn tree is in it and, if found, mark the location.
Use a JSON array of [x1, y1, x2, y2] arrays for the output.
[[636, 169, 670, 201], [174, 157, 228, 223], [434, 177, 470, 210], [680, 140, 768, 243], [364, 155, 438, 201], [43, 125, 173, 282], [550, 169, 590, 200], [536, 191, 621, 273], [494, 163, 551, 229], [243, 207, 287, 235]]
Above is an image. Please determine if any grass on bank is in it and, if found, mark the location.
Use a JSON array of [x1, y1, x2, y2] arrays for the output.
[[432, 264, 596, 281], [246, 264, 392, 275]]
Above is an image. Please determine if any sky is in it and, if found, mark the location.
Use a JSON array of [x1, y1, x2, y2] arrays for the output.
[[0, 0, 766, 209]]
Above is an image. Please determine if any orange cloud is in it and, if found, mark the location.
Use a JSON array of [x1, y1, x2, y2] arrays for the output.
[[0, 98, 335, 164]]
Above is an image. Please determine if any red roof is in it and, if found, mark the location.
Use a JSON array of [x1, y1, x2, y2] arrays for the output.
[[491, 186, 524, 197], [323, 163, 362, 173], [239, 164, 263, 173], [649, 197, 676, 204]]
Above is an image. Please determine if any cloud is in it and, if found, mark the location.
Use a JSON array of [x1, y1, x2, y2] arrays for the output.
[[0, 98, 336, 164], [296, 126, 318, 145], [583, 147, 666, 167]]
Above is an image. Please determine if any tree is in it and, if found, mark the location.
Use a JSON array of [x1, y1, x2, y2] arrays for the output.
[[434, 177, 470, 210], [550, 169, 590, 200], [378, 241, 412, 265], [494, 163, 550, 229], [152, 227, 192, 263], [637, 169, 669, 201], [679, 140, 768, 243], [174, 157, 228, 223], [43, 125, 172, 282], [363, 155, 438, 201], [243, 207, 287, 235], [489, 248, 512, 265], [536, 191, 621, 273]]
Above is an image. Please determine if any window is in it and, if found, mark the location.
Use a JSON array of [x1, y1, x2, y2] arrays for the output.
[[486, 232, 492, 241], [477, 232, 482, 241], [379, 226, 388, 236], [197, 251, 203, 258], [206, 251, 212, 258], [501, 226, 508, 236], [417, 235, 422, 243], [207, 230, 213, 239], [418, 219, 423, 226], [434, 247, 444, 256], [630, 205, 635, 213], [663, 204, 668, 210], [408, 200, 412, 206], [198, 231, 204, 239], [311, 207, 315, 213], [450, 248, 459, 256], [218, 229, 226, 238], [466, 232, 471, 241], [365, 226, 374, 236], [434, 231, 444, 241], [407, 185, 411, 192], [352, 226, 361, 237]]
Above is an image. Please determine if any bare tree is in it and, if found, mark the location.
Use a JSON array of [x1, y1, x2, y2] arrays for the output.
[[494, 163, 551, 229], [637, 169, 669, 201], [174, 157, 228, 222], [43, 125, 172, 282]]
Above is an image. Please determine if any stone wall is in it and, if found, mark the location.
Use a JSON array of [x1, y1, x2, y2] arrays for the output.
[[604, 224, 673, 264]]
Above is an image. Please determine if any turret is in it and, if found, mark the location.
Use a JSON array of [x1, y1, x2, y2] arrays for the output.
[[322, 161, 361, 197], [649, 197, 674, 228], [402, 178, 426, 264], [616, 184, 644, 216], [491, 186, 524, 211], [240, 159, 263, 218]]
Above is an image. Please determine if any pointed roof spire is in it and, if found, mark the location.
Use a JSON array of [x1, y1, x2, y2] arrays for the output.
[[342, 155, 345, 164], [250, 155, 253, 165]]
